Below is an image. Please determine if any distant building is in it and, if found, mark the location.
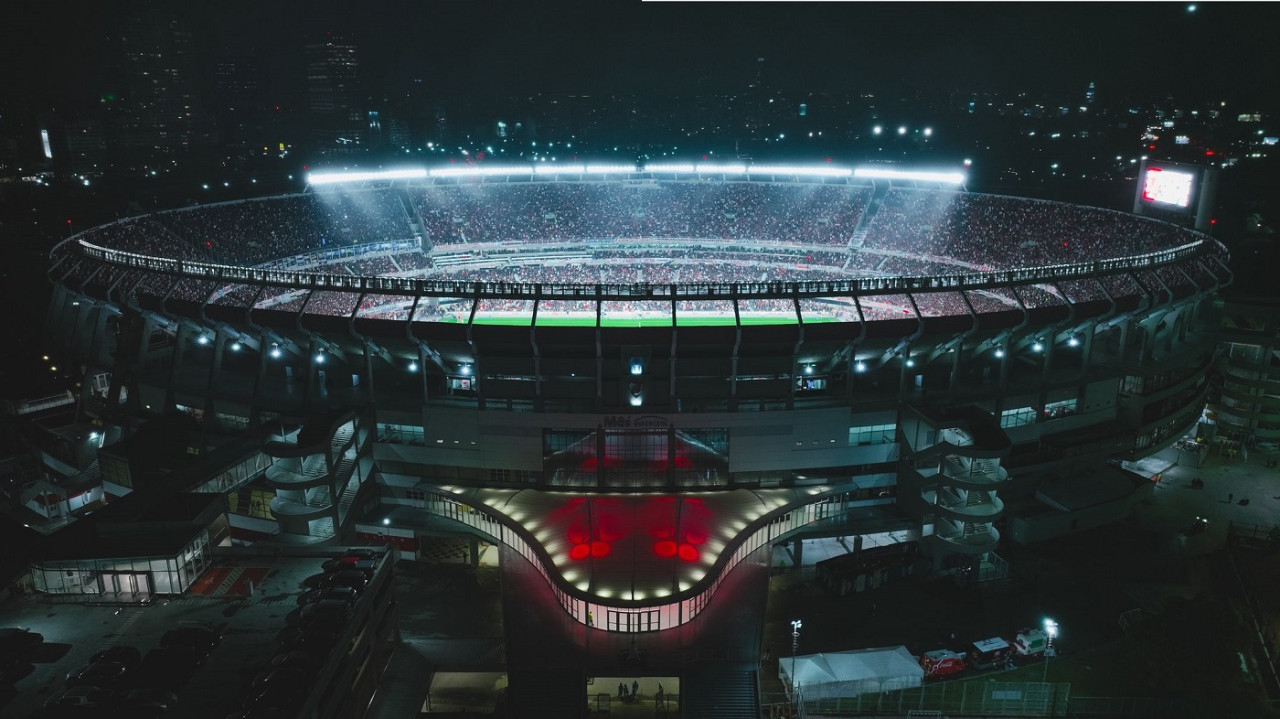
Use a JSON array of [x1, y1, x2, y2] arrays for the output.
[[305, 34, 364, 153], [107, 4, 214, 157]]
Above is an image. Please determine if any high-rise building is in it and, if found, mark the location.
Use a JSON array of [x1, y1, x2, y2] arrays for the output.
[[108, 5, 213, 158], [305, 33, 363, 152]]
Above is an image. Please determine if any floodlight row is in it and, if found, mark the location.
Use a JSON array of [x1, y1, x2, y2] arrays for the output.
[[307, 164, 966, 186]]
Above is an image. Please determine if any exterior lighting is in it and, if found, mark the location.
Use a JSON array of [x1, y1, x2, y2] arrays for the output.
[[269, 344, 282, 359], [854, 361, 867, 373], [230, 342, 242, 352], [1032, 341, 1045, 353], [994, 347, 1005, 358], [408, 361, 419, 372], [1067, 336, 1081, 347]]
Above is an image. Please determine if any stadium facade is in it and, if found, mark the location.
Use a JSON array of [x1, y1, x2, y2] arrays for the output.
[[44, 165, 1228, 632]]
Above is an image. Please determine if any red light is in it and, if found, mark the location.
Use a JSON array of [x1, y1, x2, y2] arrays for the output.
[[275, 105, 281, 111], [1205, 150, 1215, 156], [302, 164, 308, 170], [569, 544, 590, 561], [590, 541, 611, 558], [581, 457, 598, 471], [653, 540, 677, 558], [1210, 218, 1218, 225], [205, 241, 212, 248], [1148, 144, 1156, 150], [674, 456, 692, 469], [826, 157, 832, 162], [1062, 241, 1069, 247], [568, 528, 588, 544], [67, 219, 73, 225], [702, 155, 708, 160], [677, 544, 700, 562], [684, 530, 706, 545]]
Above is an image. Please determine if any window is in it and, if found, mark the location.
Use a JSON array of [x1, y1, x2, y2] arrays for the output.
[[1000, 407, 1036, 428], [848, 423, 896, 446]]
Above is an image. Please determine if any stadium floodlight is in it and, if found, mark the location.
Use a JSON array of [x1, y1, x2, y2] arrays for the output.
[[586, 164, 638, 174], [898, 126, 908, 135], [747, 165, 853, 178], [643, 163, 696, 173], [429, 166, 531, 178], [695, 163, 748, 174], [923, 127, 933, 137], [307, 168, 429, 186], [852, 167, 967, 185], [873, 125, 883, 135], [534, 164, 586, 175]]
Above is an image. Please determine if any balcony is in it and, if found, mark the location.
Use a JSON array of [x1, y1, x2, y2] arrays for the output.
[[932, 521, 1000, 554], [932, 488, 1004, 522], [270, 487, 333, 520]]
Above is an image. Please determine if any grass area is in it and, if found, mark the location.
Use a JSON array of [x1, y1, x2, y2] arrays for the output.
[[438, 313, 842, 327]]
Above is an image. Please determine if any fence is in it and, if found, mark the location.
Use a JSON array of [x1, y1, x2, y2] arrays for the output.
[[763, 681, 1069, 717]]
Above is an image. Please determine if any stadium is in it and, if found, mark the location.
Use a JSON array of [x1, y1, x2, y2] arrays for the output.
[[45, 163, 1227, 633]]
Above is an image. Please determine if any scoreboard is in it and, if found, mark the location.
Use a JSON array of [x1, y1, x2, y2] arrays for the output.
[[1132, 160, 1218, 231]]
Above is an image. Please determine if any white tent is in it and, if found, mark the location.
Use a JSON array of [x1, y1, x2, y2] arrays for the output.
[[779, 645, 924, 699]]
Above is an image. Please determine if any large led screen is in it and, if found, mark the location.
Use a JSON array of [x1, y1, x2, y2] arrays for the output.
[[1140, 167, 1196, 208]]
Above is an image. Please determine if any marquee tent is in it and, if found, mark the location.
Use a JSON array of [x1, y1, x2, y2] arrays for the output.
[[779, 645, 924, 699]]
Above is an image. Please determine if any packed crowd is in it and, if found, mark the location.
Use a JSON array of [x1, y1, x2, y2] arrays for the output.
[[863, 188, 1203, 270], [411, 182, 872, 247], [66, 182, 1214, 323]]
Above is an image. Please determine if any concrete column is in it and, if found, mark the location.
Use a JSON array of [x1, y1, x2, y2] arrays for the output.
[[792, 539, 804, 570]]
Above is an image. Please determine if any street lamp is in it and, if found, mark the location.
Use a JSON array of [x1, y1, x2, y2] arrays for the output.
[[790, 619, 803, 705], [1042, 618, 1059, 684]]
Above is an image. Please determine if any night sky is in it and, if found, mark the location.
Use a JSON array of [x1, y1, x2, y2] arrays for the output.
[[3, 1, 1277, 111]]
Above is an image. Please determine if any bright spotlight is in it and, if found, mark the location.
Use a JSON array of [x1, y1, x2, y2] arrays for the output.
[[854, 361, 867, 373], [196, 335, 210, 345], [898, 126, 907, 135], [269, 344, 282, 359], [460, 364, 472, 376], [89, 432, 99, 440], [314, 352, 326, 364], [1032, 341, 1045, 353], [230, 342, 242, 352], [994, 347, 1005, 358], [905, 358, 915, 368], [408, 361, 419, 372], [383, 517, 391, 526], [1067, 336, 1081, 347], [872, 125, 883, 135]]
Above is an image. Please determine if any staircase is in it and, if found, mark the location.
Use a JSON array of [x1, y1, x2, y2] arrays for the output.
[[681, 667, 759, 719], [309, 516, 335, 540]]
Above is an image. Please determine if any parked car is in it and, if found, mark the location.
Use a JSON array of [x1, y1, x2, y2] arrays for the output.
[[45, 685, 117, 709], [1182, 516, 1209, 537], [0, 628, 43, 659], [292, 598, 351, 626], [323, 569, 368, 594], [90, 646, 143, 672], [159, 626, 222, 664], [268, 649, 316, 671], [297, 585, 358, 608], [251, 665, 310, 691], [322, 557, 377, 576], [66, 660, 130, 688], [135, 647, 202, 690]]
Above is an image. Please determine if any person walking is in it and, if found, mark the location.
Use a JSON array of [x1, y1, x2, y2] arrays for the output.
[[1228, 492, 1234, 503], [632, 680, 639, 698]]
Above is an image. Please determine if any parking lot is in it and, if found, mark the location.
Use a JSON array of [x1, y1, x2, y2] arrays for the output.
[[0, 548, 378, 718]]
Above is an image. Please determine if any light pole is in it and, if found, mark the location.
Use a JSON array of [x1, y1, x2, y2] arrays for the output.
[[790, 619, 803, 706], [1042, 618, 1058, 684]]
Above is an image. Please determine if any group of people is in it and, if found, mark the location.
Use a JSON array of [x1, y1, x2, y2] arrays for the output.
[[414, 182, 873, 248], [615, 680, 665, 704], [69, 180, 1208, 327]]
